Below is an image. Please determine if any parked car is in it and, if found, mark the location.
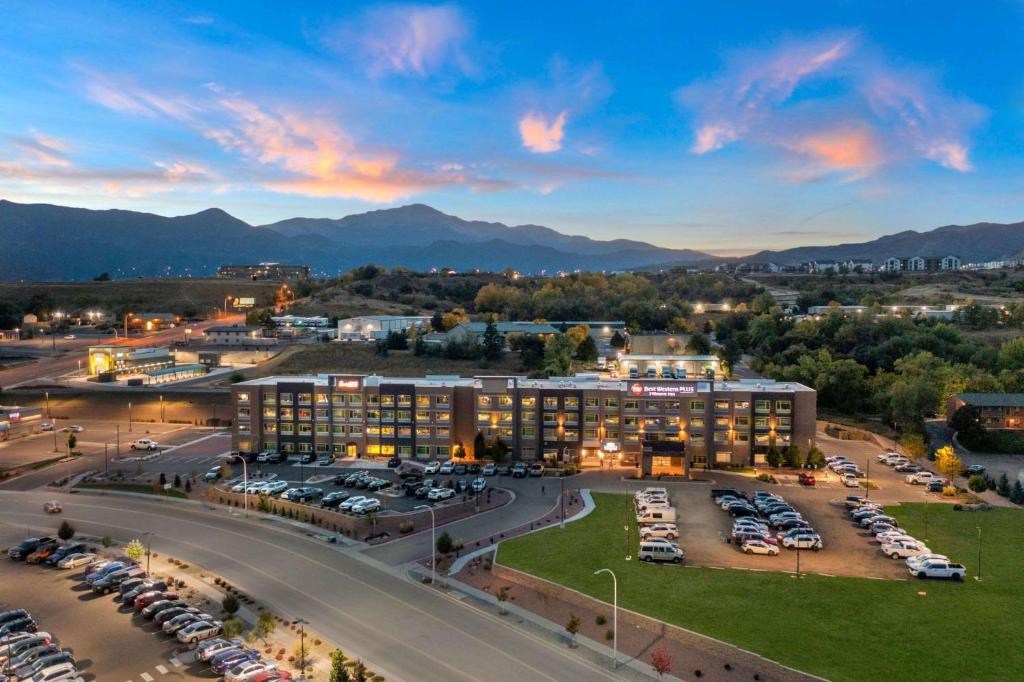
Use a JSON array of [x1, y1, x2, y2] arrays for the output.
[[135, 591, 178, 612], [470, 477, 487, 493], [453, 464, 468, 476], [130, 438, 160, 451], [844, 495, 871, 508], [797, 472, 815, 486], [56, 552, 96, 570], [225, 660, 278, 682], [639, 523, 678, 540], [13, 650, 76, 680], [212, 649, 261, 675], [907, 554, 950, 571], [339, 496, 368, 512], [927, 479, 947, 492], [178, 620, 222, 644], [428, 488, 455, 501], [638, 541, 684, 564], [860, 514, 897, 528], [197, 638, 245, 662], [204, 467, 223, 482], [781, 534, 822, 551], [8, 538, 55, 561], [39, 422, 54, 431], [262, 481, 289, 496], [911, 562, 966, 580], [154, 606, 200, 625], [298, 452, 316, 464], [894, 463, 923, 473], [964, 464, 986, 476], [883, 540, 929, 559], [511, 463, 527, 478], [741, 539, 780, 556], [320, 491, 350, 508], [351, 498, 381, 515], [25, 542, 61, 564], [164, 611, 213, 634], [123, 582, 169, 605], [423, 461, 441, 474], [906, 471, 937, 485], [0, 618, 37, 637], [62, 425, 84, 433], [439, 461, 455, 475]]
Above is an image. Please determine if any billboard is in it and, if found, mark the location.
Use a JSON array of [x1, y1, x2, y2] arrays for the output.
[[235, 297, 256, 308], [627, 381, 702, 398]]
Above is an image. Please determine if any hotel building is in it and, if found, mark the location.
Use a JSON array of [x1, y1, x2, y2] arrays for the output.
[[231, 374, 816, 474]]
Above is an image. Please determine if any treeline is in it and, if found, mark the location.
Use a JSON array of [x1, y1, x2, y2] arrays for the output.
[[715, 306, 1024, 436]]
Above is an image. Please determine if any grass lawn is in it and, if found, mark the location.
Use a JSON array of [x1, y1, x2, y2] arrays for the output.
[[498, 492, 1024, 682], [77, 482, 188, 499]]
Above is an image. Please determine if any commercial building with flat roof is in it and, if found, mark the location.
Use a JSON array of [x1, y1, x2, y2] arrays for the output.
[[947, 393, 1024, 429], [337, 315, 431, 340], [231, 373, 815, 475]]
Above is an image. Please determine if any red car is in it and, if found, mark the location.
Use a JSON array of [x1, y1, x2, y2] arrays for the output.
[[134, 591, 177, 611], [798, 473, 816, 486], [253, 672, 293, 682]]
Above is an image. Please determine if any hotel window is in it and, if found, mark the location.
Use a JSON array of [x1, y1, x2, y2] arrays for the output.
[[298, 393, 312, 405], [644, 417, 660, 428], [624, 416, 639, 427], [624, 433, 640, 442], [543, 397, 559, 409], [604, 414, 619, 425], [381, 410, 394, 422], [332, 424, 345, 435], [520, 410, 535, 422], [604, 398, 618, 408], [716, 451, 732, 464], [316, 442, 329, 453], [776, 400, 792, 413], [478, 411, 493, 424], [415, 410, 430, 421], [521, 425, 536, 438], [543, 429, 557, 440], [584, 413, 598, 424], [398, 427, 412, 438], [736, 433, 750, 442], [237, 392, 250, 403], [367, 395, 380, 406], [543, 413, 558, 425], [478, 396, 492, 408], [366, 426, 381, 436], [381, 395, 395, 407], [279, 408, 293, 420], [520, 396, 536, 408], [397, 410, 411, 422], [755, 416, 769, 429], [500, 411, 513, 423], [754, 453, 767, 465], [689, 435, 705, 446], [735, 401, 750, 410], [416, 445, 431, 457], [606, 429, 619, 440], [298, 408, 312, 421], [332, 444, 344, 454], [299, 423, 313, 435], [416, 427, 431, 438], [624, 400, 639, 410], [436, 446, 450, 457], [585, 397, 599, 407], [263, 422, 277, 433], [499, 395, 513, 407], [315, 408, 328, 420], [755, 400, 770, 412], [715, 417, 729, 428], [348, 395, 363, 406], [714, 431, 728, 443], [349, 425, 363, 435], [298, 442, 312, 453], [435, 395, 449, 406], [349, 409, 363, 421], [436, 427, 449, 438], [416, 395, 431, 406], [714, 400, 730, 412], [263, 392, 276, 405], [563, 430, 579, 441], [755, 434, 770, 445], [279, 393, 293, 405], [316, 393, 329, 405], [664, 401, 680, 411], [332, 394, 345, 405], [316, 423, 329, 434], [584, 429, 598, 440], [735, 416, 750, 427], [690, 400, 705, 411], [436, 412, 450, 423], [644, 402, 660, 413], [564, 397, 579, 409], [367, 409, 381, 420], [777, 417, 792, 430], [499, 428, 513, 439], [262, 407, 276, 419], [382, 426, 396, 436], [281, 442, 294, 453], [564, 413, 578, 424], [398, 395, 411, 407]]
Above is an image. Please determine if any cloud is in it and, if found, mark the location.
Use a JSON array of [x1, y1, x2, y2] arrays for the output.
[[184, 15, 213, 25], [519, 110, 568, 153], [677, 33, 983, 175], [325, 3, 474, 78], [7, 130, 72, 167], [79, 67, 198, 120]]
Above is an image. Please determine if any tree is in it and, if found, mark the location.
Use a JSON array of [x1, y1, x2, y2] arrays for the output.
[[491, 436, 510, 462], [496, 586, 510, 615], [256, 609, 277, 642], [473, 431, 488, 459], [441, 307, 469, 330], [610, 330, 626, 348], [124, 538, 145, 562], [57, 520, 76, 542], [351, 660, 368, 682], [481, 319, 504, 360], [543, 333, 576, 376], [805, 445, 826, 469], [715, 339, 742, 377], [784, 445, 803, 468], [650, 645, 673, 678], [436, 530, 454, 556], [766, 444, 782, 468], [293, 638, 310, 666], [933, 446, 962, 483], [222, 617, 244, 639], [967, 475, 989, 493], [509, 333, 545, 371], [565, 613, 581, 647], [575, 335, 598, 363], [997, 472, 1011, 497], [66, 433, 77, 451], [686, 332, 711, 355], [900, 434, 927, 460], [1011, 481, 1024, 505], [185, 479, 192, 493], [949, 405, 985, 442], [159, 472, 167, 486], [173, 473, 182, 488], [329, 649, 351, 682], [222, 594, 240, 615]]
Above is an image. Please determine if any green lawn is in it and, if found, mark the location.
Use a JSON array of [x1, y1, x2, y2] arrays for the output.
[[498, 492, 1024, 682]]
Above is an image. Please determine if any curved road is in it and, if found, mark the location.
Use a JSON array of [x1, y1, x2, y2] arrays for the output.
[[0, 489, 626, 682]]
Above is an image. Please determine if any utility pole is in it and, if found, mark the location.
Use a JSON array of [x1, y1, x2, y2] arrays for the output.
[[560, 475, 565, 529], [116, 424, 120, 458], [128, 402, 133, 433], [45, 391, 50, 419], [104, 444, 109, 478]]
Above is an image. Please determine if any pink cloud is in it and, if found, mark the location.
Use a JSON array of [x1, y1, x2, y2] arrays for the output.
[[792, 128, 883, 172], [326, 4, 474, 78], [519, 110, 568, 153]]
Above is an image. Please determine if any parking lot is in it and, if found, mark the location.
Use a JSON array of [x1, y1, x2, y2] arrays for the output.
[[0, 527, 206, 682]]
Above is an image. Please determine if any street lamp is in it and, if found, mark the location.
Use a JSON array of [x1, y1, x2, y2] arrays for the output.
[[128, 401, 133, 433], [593, 568, 618, 668], [293, 618, 309, 673], [221, 453, 249, 517], [414, 504, 437, 586], [223, 295, 235, 317], [143, 531, 153, 576], [45, 391, 50, 419], [975, 526, 983, 581], [160, 394, 164, 423]]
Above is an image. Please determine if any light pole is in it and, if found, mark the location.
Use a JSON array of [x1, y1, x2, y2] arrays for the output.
[[45, 391, 50, 419], [415, 504, 436, 586], [292, 618, 309, 673], [593, 568, 618, 668], [124, 312, 131, 339], [865, 457, 871, 499], [560, 475, 565, 529], [160, 394, 164, 423], [975, 526, 983, 581], [923, 491, 930, 542], [128, 401, 133, 433], [223, 295, 234, 317], [104, 443, 109, 478], [222, 454, 248, 517], [143, 531, 153, 576]]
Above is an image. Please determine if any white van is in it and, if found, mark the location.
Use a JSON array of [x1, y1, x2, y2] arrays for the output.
[[637, 507, 677, 525], [639, 541, 684, 564], [635, 487, 667, 499]]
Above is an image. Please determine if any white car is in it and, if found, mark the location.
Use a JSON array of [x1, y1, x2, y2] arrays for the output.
[[25, 661, 81, 681], [57, 552, 97, 569], [339, 496, 368, 511], [639, 523, 678, 540], [164, 612, 212, 634], [262, 480, 288, 495], [279, 488, 299, 499], [906, 471, 936, 485], [40, 422, 54, 431], [910, 562, 966, 580], [197, 638, 244, 662], [62, 425, 84, 432], [225, 660, 277, 682], [130, 438, 159, 451], [351, 498, 381, 514], [427, 487, 455, 501], [733, 521, 770, 535], [177, 620, 222, 644], [741, 539, 780, 556], [883, 540, 929, 559], [438, 461, 455, 475], [423, 461, 441, 474], [907, 554, 949, 571], [782, 534, 822, 551], [874, 531, 916, 545], [842, 474, 860, 488]]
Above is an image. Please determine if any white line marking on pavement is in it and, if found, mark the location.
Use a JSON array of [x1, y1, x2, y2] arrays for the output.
[[162, 433, 230, 454], [155, 664, 168, 674], [140, 672, 154, 682], [169, 657, 182, 667]]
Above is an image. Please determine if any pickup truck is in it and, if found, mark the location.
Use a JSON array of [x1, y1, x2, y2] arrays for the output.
[[910, 562, 966, 581], [130, 438, 160, 451], [906, 471, 937, 485]]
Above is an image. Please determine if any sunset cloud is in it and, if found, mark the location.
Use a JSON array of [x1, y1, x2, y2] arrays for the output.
[[677, 33, 983, 175], [519, 110, 568, 153], [326, 3, 474, 78]]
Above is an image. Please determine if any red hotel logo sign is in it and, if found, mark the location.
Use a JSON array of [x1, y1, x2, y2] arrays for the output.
[[629, 383, 644, 396]]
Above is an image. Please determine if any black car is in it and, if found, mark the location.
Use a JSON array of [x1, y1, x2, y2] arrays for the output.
[[415, 481, 436, 499], [367, 479, 390, 492], [711, 489, 745, 501], [298, 452, 316, 464], [455, 479, 468, 493], [321, 491, 350, 508], [927, 479, 945, 492], [496, 465, 512, 476], [317, 454, 336, 466], [332, 473, 349, 485], [8, 537, 55, 561], [468, 463, 482, 474], [44, 542, 88, 566], [0, 617, 37, 636], [775, 518, 812, 532], [729, 506, 757, 518], [397, 469, 423, 480], [0, 608, 29, 625], [234, 451, 258, 464], [387, 456, 402, 468], [965, 464, 986, 476]]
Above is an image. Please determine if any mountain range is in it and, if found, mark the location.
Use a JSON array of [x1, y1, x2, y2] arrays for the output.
[[0, 198, 1021, 281]]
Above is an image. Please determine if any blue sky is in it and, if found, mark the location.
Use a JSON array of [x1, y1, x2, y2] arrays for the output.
[[1, 1, 1022, 255]]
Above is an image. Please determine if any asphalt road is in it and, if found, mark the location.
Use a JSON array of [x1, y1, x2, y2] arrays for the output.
[[0, 490, 628, 682]]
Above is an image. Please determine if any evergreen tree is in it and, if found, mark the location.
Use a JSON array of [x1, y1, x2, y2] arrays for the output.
[[805, 445, 826, 469], [575, 335, 598, 363], [1011, 481, 1024, 505], [784, 445, 804, 468], [996, 472, 1011, 497], [481, 319, 504, 360], [766, 444, 782, 468], [610, 330, 626, 348], [473, 431, 488, 459]]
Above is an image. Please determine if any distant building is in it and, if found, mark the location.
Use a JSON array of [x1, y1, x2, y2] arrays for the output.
[[0, 405, 45, 441], [940, 255, 962, 270], [337, 315, 431, 340], [553, 321, 627, 342], [843, 258, 874, 272], [88, 345, 174, 377], [809, 260, 840, 273], [882, 257, 906, 272], [947, 393, 1024, 430], [202, 325, 264, 346], [616, 354, 722, 380], [218, 263, 310, 280], [446, 321, 559, 349], [129, 312, 179, 332]]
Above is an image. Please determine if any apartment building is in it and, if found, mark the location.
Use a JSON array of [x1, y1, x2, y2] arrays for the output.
[[232, 374, 816, 474], [947, 393, 1024, 430]]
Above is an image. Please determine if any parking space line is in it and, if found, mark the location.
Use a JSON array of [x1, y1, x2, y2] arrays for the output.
[[155, 664, 169, 674], [140, 673, 154, 682], [169, 657, 183, 667]]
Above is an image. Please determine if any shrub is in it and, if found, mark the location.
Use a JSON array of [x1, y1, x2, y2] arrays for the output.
[[596, 614, 607, 626], [997, 472, 1011, 497], [222, 594, 240, 615], [968, 475, 989, 493], [605, 628, 614, 642], [1011, 481, 1024, 505], [942, 485, 957, 497]]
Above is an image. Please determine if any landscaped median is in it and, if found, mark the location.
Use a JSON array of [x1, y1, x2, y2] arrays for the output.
[[494, 492, 1024, 681]]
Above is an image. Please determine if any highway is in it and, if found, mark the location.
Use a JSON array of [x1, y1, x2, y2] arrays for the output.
[[0, 490, 629, 682]]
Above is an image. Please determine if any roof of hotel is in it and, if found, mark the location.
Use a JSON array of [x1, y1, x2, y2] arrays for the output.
[[954, 393, 1024, 408]]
